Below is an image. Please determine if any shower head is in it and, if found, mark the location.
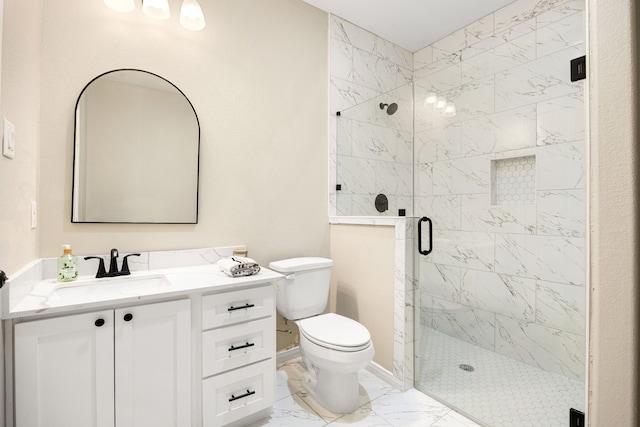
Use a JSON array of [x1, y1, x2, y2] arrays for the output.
[[379, 102, 398, 115]]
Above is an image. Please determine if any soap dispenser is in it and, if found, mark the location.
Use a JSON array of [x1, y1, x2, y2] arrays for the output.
[[57, 244, 78, 282]]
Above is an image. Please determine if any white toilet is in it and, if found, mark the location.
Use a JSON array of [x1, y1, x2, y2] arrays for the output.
[[269, 257, 375, 414]]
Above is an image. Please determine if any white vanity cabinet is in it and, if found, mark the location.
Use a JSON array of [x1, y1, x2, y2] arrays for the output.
[[114, 300, 192, 427], [201, 285, 276, 427], [13, 298, 191, 427], [14, 309, 115, 427]]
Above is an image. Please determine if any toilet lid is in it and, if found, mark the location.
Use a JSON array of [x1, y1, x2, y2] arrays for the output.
[[297, 313, 371, 351]]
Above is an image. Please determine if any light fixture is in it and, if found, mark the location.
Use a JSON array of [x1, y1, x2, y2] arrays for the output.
[[435, 97, 447, 110], [106, 0, 207, 31], [424, 92, 437, 108], [180, 0, 206, 31], [104, 0, 135, 12], [443, 102, 457, 117], [143, 0, 171, 20]]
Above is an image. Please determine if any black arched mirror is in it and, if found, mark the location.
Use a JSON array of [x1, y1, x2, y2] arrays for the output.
[[72, 69, 200, 223]]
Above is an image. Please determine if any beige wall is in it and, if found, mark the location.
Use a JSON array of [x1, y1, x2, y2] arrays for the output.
[[588, 0, 639, 424], [0, 0, 39, 275], [1, 0, 329, 354], [329, 224, 395, 372], [33, 0, 329, 265]]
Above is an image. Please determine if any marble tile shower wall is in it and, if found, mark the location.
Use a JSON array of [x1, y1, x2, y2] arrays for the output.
[[329, 16, 414, 217], [415, 0, 586, 381]]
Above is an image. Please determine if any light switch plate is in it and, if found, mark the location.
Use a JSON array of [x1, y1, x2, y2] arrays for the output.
[[2, 118, 15, 159]]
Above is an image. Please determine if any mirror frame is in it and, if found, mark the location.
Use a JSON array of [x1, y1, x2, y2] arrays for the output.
[[71, 69, 201, 224]]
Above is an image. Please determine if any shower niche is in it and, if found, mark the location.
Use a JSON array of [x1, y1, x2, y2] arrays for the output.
[[491, 155, 536, 206]]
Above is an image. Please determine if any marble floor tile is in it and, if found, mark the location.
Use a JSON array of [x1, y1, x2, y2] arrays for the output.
[[367, 388, 452, 426], [247, 392, 327, 427], [431, 411, 484, 427], [326, 405, 394, 426], [274, 359, 305, 401], [250, 358, 481, 427]]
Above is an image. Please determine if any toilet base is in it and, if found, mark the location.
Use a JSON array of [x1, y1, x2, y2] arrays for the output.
[[292, 314, 375, 414], [301, 364, 361, 413], [298, 335, 374, 414]]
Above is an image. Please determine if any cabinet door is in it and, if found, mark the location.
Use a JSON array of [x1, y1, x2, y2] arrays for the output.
[[115, 299, 191, 427], [14, 310, 115, 427]]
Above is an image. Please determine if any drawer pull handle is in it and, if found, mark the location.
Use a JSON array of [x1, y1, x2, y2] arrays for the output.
[[228, 303, 255, 312], [228, 342, 255, 352], [229, 389, 256, 402]]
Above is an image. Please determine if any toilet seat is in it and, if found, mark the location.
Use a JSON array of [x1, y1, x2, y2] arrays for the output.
[[297, 313, 371, 352]]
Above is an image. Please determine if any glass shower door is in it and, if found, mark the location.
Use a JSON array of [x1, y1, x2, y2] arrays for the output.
[[413, 1, 587, 425]]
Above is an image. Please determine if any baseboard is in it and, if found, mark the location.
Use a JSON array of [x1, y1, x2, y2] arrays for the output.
[[365, 361, 405, 391], [276, 346, 301, 364]]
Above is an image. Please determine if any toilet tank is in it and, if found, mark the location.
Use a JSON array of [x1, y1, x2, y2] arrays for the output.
[[268, 257, 333, 320]]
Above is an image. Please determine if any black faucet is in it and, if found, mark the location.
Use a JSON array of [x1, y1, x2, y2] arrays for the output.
[[120, 253, 141, 275], [108, 248, 119, 276], [85, 249, 141, 278], [84, 256, 108, 278]]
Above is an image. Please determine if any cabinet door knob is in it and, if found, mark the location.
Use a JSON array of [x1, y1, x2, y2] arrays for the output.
[[95, 318, 105, 327], [123, 313, 133, 322]]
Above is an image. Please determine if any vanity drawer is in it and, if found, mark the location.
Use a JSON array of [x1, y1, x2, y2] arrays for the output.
[[202, 285, 274, 329], [202, 359, 274, 427], [202, 317, 275, 377]]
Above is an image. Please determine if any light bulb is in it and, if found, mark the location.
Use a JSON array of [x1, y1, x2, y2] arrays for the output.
[[443, 102, 457, 117], [143, 0, 171, 20], [435, 97, 447, 110], [424, 93, 437, 107], [180, 0, 206, 31], [104, 0, 135, 12]]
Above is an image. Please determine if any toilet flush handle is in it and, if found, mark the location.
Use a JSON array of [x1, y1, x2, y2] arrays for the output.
[[285, 273, 296, 280]]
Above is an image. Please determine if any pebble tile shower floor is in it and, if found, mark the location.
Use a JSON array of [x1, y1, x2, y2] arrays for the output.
[[416, 328, 585, 427], [248, 358, 480, 427]]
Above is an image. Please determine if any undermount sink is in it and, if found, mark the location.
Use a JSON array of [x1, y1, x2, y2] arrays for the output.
[[48, 275, 172, 302]]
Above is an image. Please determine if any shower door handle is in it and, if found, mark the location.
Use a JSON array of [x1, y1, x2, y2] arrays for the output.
[[418, 216, 433, 256]]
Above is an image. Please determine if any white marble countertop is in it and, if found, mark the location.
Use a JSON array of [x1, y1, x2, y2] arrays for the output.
[[5, 264, 283, 320]]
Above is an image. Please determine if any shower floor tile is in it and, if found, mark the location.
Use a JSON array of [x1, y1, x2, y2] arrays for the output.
[[247, 358, 481, 427], [416, 328, 585, 427]]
